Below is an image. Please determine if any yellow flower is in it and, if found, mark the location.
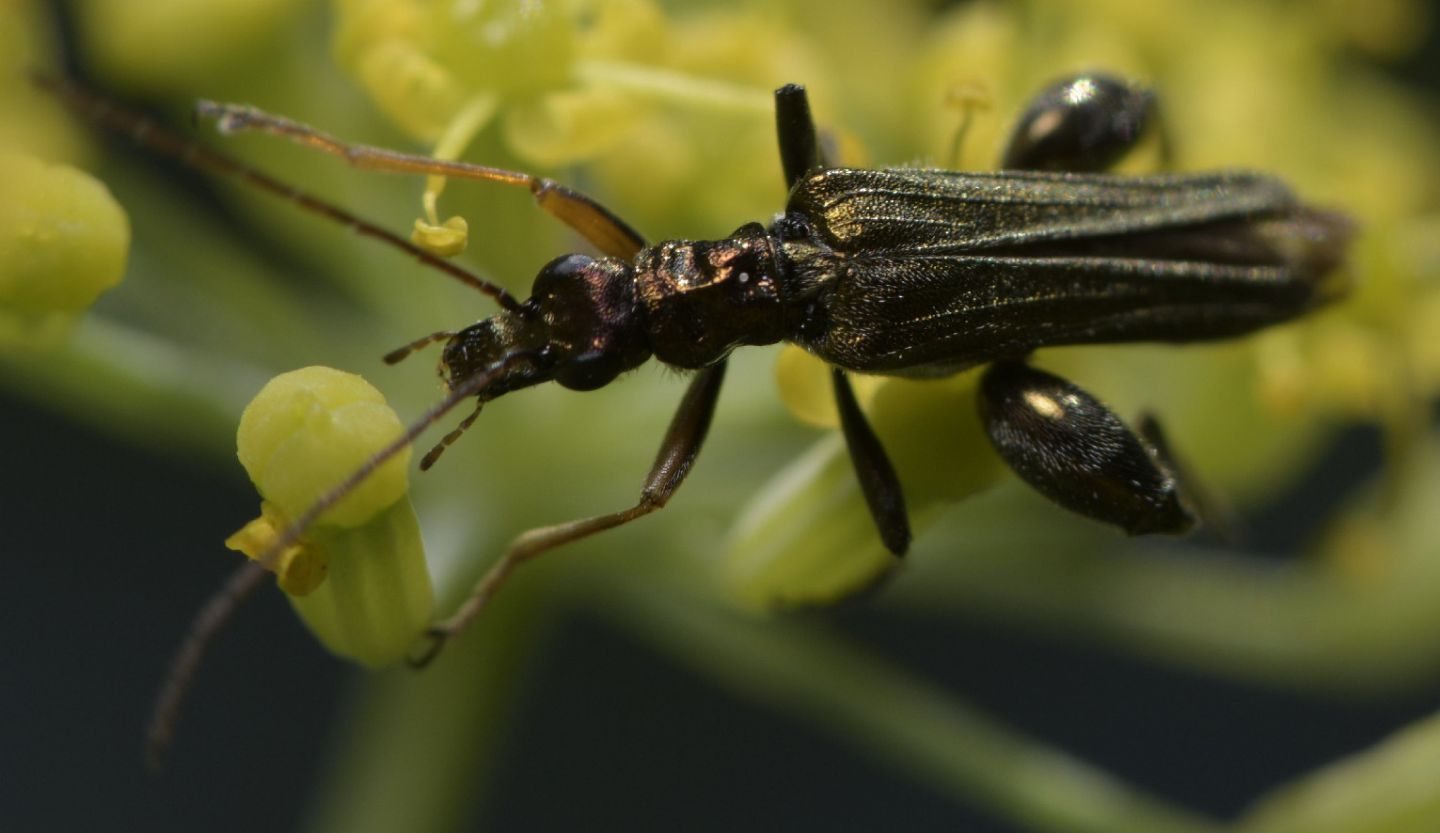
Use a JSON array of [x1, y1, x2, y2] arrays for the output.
[[0, 152, 129, 343], [229, 366, 431, 666]]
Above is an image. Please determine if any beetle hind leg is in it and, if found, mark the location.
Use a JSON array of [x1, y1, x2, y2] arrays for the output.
[[977, 360, 1195, 536], [1135, 412, 1241, 542], [774, 88, 910, 554], [1000, 72, 1166, 172]]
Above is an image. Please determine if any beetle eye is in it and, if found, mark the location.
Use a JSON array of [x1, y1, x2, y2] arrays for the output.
[[531, 253, 596, 301], [555, 351, 626, 391]]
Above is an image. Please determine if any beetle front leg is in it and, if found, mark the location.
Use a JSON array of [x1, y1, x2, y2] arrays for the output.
[[832, 369, 912, 555], [977, 361, 1194, 536], [413, 361, 728, 664], [194, 101, 648, 261]]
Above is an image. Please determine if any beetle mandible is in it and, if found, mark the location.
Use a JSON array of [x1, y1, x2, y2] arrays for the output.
[[191, 74, 1352, 661]]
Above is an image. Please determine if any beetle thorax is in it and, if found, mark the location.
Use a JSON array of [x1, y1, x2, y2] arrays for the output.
[[633, 222, 790, 369]]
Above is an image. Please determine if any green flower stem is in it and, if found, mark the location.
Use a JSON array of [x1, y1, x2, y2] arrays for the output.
[[890, 442, 1440, 693], [290, 500, 432, 666], [574, 59, 773, 112], [1240, 709, 1440, 833], [0, 315, 266, 458], [605, 581, 1223, 833], [303, 579, 550, 833]]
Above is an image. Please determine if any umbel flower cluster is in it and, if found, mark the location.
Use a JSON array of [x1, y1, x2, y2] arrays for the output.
[[6, 0, 1440, 830]]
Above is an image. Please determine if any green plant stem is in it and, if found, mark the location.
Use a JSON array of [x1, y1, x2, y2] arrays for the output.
[[1240, 709, 1440, 833], [0, 316, 262, 459], [893, 446, 1440, 693], [607, 580, 1223, 833], [302, 578, 550, 833]]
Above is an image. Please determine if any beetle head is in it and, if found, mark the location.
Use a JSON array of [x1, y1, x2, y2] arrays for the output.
[[441, 253, 653, 400]]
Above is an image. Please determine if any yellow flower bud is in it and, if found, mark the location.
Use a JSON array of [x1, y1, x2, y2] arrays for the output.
[[232, 366, 433, 665], [0, 151, 128, 340], [236, 366, 411, 529]]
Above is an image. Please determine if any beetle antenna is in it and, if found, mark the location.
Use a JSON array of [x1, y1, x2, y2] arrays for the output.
[[383, 330, 456, 365], [419, 402, 484, 470], [28, 72, 524, 313], [144, 560, 267, 770], [193, 99, 649, 261]]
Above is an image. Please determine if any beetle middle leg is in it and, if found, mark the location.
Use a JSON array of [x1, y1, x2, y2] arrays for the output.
[[832, 368, 912, 554], [778, 84, 914, 556]]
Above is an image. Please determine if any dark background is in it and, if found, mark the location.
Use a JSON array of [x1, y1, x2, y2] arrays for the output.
[[5, 388, 1437, 833], [4, 18, 1439, 833]]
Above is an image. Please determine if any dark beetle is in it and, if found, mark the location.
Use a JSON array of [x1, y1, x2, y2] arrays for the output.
[[429, 74, 1345, 560], [199, 74, 1351, 653], [35, 70, 1352, 762]]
